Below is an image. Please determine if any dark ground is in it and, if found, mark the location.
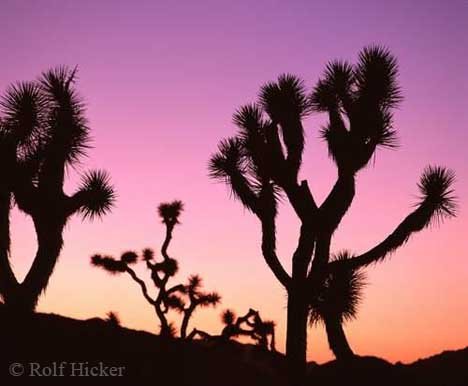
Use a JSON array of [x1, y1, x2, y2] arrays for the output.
[[1, 308, 466, 385]]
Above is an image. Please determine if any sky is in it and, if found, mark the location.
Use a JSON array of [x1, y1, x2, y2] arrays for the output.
[[1, 0, 467, 363]]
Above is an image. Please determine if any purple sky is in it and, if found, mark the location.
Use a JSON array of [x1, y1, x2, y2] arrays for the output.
[[1, 0, 467, 363]]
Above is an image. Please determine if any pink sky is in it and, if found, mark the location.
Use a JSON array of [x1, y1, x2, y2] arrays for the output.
[[2, 0, 467, 363]]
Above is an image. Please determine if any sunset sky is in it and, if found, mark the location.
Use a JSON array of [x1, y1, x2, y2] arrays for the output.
[[1, 0, 467, 363]]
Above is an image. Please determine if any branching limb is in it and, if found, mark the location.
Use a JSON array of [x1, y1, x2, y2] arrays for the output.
[[328, 166, 456, 272], [166, 284, 185, 296], [209, 137, 260, 214], [260, 215, 291, 288], [67, 170, 115, 220], [282, 180, 318, 223], [160, 224, 173, 261], [319, 173, 355, 234], [291, 224, 316, 281], [125, 267, 156, 306], [0, 189, 18, 299], [0, 250, 18, 302]]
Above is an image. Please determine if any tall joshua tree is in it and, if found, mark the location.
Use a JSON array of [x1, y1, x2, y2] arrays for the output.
[[209, 46, 456, 383], [0, 68, 115, 312], [92, 201, 220, 337], [309, 252, 366, 360]]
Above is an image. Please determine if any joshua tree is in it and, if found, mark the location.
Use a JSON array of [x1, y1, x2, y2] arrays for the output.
[[91, 249, 184, 337], [179, 274, 221, 339], [309, 252, 366, 360], [189, 308, 276, 351], [92, 201, 220, 337], [0, 68, 115, 312], [209, 46, 456, 383], [244, 309, 277, 351]]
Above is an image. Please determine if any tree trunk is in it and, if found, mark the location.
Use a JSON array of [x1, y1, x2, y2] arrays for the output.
[[0, 190, 18, 303], [180, 306, 194, 339], [155, 302, 171, 337], [270, 327, 276, 352], [324, 316, 354, 360], [286, 288, 308, 386], [4, 219, 64, 312]]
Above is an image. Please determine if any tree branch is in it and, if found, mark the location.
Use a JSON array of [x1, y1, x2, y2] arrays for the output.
[[319, 172, 355, 233], [291, 225, 315, 281], [229, 171, 260, 214], [125, 267, 155, 305], [282, 180, 318, 223], [11, 172, 38, 216], [327, 201, 439, 272], [166, 284, 185, 296], [65, 190, 87, 217], [260, 215, 291, 288], [0, 250, 18, 301], [308, 232, 331, 275], [161, 223, 173, 260], [265, 123, 317, 220]]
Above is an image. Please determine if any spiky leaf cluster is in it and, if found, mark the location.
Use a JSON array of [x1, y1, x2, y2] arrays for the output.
[[209, 75, 310, 214], [78, 170, 115, 220], [165, 294, 186, 312], [418, 166, 456, 222], [309, 252, 366, 325], [153, 257, 179, 277], [142, 248, 154, 261], [311, 46, 402, 171], [0, 66, 115, 220], [183, 274, 220, 312], [158, 200, 184, 225], [187, 274, 202, 292], [221, 309, 236, 325], [91, 254, 127, 274], [196, 291, 220, 307]]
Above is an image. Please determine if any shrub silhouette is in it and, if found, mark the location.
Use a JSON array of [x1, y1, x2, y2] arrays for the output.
[[105, 311, 121, 327], [209, 46, 456, 384], [309, 251, 366, 360], [92, 201, 220, 338], [0, 68, 115, 312]]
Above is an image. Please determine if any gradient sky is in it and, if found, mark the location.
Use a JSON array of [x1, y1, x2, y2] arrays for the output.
[[1, 0, 467, 363]]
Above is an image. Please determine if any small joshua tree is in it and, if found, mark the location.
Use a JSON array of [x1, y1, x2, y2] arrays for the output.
[[179, 274, 221, 339], [189, 308, 276, 352], [220, 308, 258, 341], [92, 201, 220, 338], [249, 313, 277, 352], [309, 252, 366, 360]]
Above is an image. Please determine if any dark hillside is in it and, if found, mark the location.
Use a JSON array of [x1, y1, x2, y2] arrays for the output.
[[1, 308, 466, 385]]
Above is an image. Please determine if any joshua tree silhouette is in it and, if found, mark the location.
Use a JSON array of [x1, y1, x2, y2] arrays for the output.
[[209, 46, 456, 384], [189, 308, 276, 352], [91, 201, 220, 338], [179, 274, 221, 339], [0, 68, 115, 312], [309, 251, 366, 360]]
